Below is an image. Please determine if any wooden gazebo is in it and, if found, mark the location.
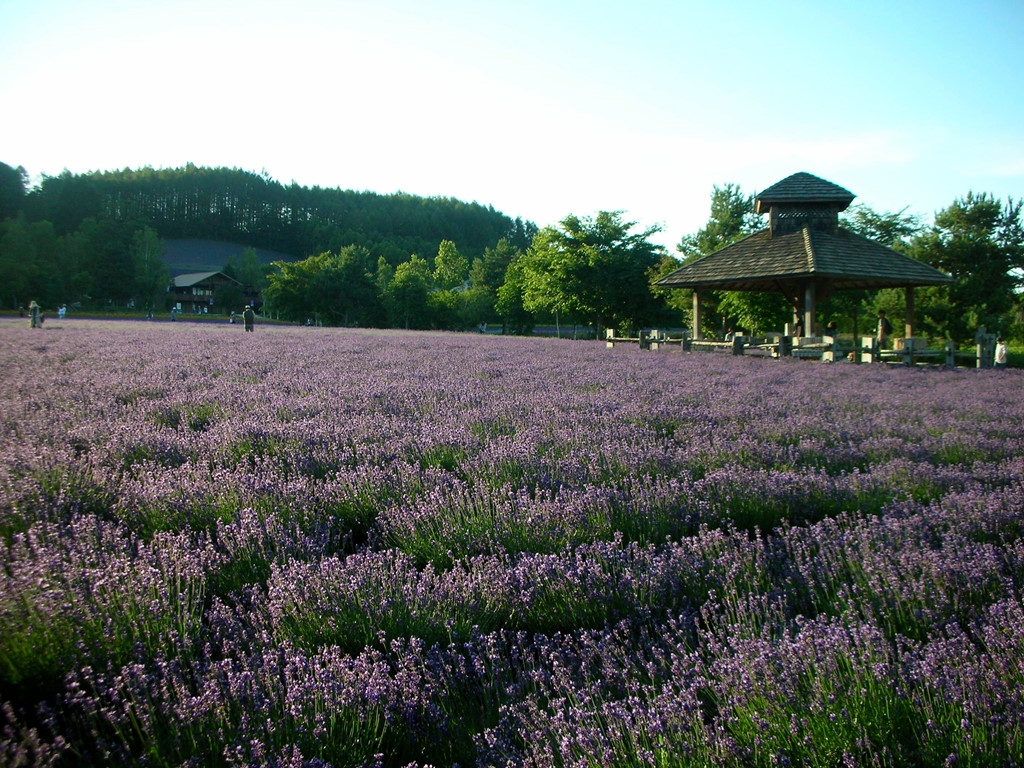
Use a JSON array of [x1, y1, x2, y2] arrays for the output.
[[655, 172, 952, 340]]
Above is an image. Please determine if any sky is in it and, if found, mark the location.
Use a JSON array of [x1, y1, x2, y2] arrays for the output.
[[1, 0, 1022, 252]]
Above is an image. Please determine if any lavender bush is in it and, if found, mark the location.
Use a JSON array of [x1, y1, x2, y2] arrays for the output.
[[1, 318, 1022, 766]]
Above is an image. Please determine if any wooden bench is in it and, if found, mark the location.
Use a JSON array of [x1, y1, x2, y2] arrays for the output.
[[605, 329, 689, 349]]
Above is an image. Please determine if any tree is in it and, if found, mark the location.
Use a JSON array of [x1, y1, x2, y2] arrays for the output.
[[317, 245, 381, 326], [131, 226, 169, 312], [495, 254, 534, 335], [432, 240, 469, 290], [841, 204, 922, 248], [716, 291, 790, 336], [677, 183, 761, 262], [905, 193, 1023, 342], [263, 256, 320, 321], [62, 218, 134, 307], [0, 162, 28, 221], [826, 204, 927, 337], [463, 238, 521, 328], [0, 216, 71, 309], [0, 217, 36, 308], [460, 260, 494, 328], [429, 240, 470, 329], [676, 184, 786, 335], [478, 238, 519, 293], [261, 247, 383, 325], [236, 247, 269, 293], [58, 225, 94, 306], [24, 164, 528, 266], [374, 256, 394, 306], [521, 211, 665, 335], [649, 254, 693, 322], [386, 255, 433, 329], [27, 220, 64, 307]]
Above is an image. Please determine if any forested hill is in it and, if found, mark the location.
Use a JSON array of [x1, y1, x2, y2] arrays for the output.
[[20, 164, 537, 264]]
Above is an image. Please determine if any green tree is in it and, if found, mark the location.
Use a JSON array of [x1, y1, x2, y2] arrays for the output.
[[374, 256, 394, 305], [429, 240, 470, 329], [905, 193, 1022, 342], [432, 240, 469, 290], [460, 265, 494, 329], [677, 183, 761, 262], [28, 220, 64, 307], [460, 238, 522, 329], [834, 205, 925, 338], [0, 162, 28, 221], [386, 255, 433, 329], [131, 226, 169, 312], [649, 254, 692, 324], [0, 217, 70, 309], [479, 238, 519, 292], [263, 256, 320, 321], [716, 291, 790, 335], [522, 211, 665, 335], [676, 184, 786, 335], [236, 247, 269, 293], [262, 247, 382, 325], [841, 204, 922, 248], [0, 217, 36, 308], [315, 245, 381, 326], [31, 171, 103, 235], [76, 218, 134, 306], [58, 226, 94, 306], [495, 254, 534, 335]]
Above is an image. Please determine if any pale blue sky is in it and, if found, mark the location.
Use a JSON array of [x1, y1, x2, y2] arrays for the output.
[[1, 0, 1021, 250]]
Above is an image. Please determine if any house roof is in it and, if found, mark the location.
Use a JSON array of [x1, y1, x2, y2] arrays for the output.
[[172, 271, 240, 288], [754, 172, 856, 213], [654, 226, 952, 292]]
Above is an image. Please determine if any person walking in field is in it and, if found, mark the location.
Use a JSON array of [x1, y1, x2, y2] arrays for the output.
[[243, 305, 255, 332], [876, 310, 893, 349], [995, 338, 1008, 369], [28, 300, 41, 328]]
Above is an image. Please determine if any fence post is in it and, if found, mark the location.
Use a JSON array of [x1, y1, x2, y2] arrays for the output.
[[822, 337, 838, 363], [976, 334, 996, 368], [973, 329, 996, 368], [861, 336, 877, 363], [945, 341, 956, 368], [731, 335, 745, 355]]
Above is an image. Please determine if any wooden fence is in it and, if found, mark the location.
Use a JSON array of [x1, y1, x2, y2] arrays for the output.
[[605, 329, 1001, 368]]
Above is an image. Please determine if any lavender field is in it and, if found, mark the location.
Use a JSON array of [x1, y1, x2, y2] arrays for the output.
[[1, 318, 1023, 767]]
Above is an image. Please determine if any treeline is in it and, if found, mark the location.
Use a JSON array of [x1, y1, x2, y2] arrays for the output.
[[4, 159, 1022, 344], [0, 161, 537, 314]]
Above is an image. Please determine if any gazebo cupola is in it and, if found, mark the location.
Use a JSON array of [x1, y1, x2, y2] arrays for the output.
[[755, 172, 855, 238]]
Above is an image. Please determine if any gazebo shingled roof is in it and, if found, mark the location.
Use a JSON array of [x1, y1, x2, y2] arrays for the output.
[[657, 227, 952, 292], [754, 172, 855, 211], [654, 171, 951, 339]]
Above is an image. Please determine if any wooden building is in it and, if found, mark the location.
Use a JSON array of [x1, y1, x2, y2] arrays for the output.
[[169, 271, 244, 314], [655, 172, 952, 339]]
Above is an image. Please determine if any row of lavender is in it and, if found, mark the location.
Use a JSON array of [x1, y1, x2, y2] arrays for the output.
[[1, 320, 1022, 766]]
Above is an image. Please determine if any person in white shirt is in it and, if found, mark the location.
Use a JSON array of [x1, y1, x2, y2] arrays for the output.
[[994, 338, 1008, 369]]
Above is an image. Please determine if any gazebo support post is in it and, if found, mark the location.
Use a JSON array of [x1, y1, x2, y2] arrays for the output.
[[905, 286, 915, 339], [803, 283, 815, 338], [693, 291, 703, 340]]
